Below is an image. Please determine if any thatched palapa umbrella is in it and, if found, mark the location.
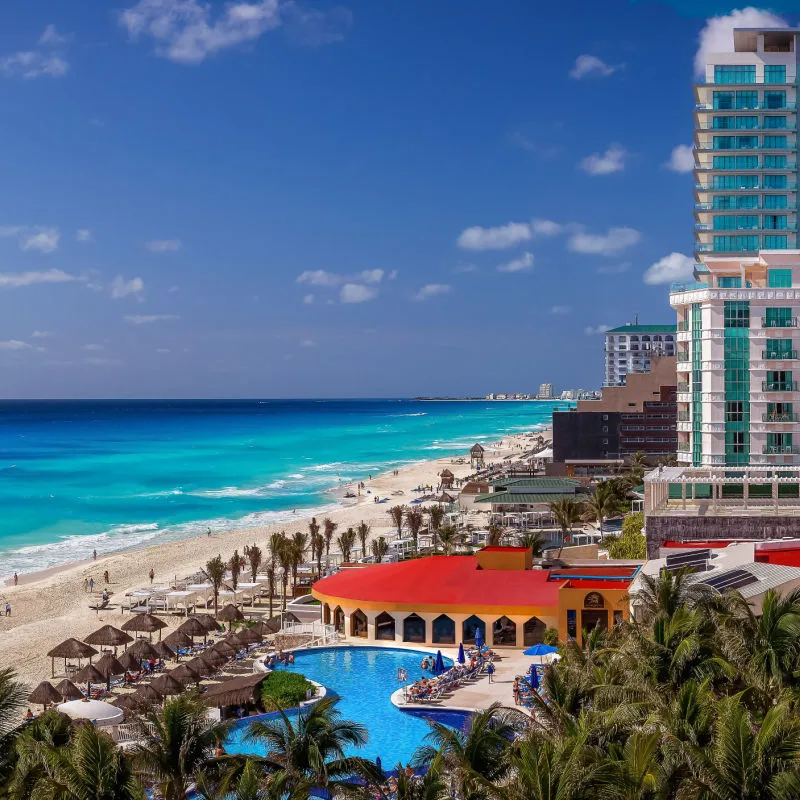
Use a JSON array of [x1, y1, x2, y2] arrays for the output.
[[72, 663, 106, 698], [218, 604, 244, 623], [170, 663, 201, 685], [121, 613, 168, 641], [84, 625, 133, 655], [152, 640, 176, 661], [250, 618, 280, 637], [150, 673, 184, 696], [235, 627, 261, 645], [190, 613, 221, 633], [55, 679, 83, 701], [185, 657, 215, 678], [128, 639, 161, 662], [177, 617, 208, 642], [94, 652, 127, 690], [134, 683, 164, 703], [211, 640, 237, 658], [199, 648, 228, 668], [28, 681, 62, 711], [47, 638, 98, 678], [118, 649, 144, 673], [163, 630, 193, 659]]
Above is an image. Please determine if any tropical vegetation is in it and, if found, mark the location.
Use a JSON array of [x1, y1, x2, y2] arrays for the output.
[[260, 671, 314, 710]]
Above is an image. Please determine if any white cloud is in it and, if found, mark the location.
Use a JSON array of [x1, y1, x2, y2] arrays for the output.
[[83, 344, 104, 351], [664, 145, 694, 173], [168, 285, 180, 293], [283, 4, 352, 46], [89, 117, 106, 128], [695, 8, 787, 78], [340, 284, 377, 304], [0, 51, 68, 78], [359, 269, 384, 284], [300, 339, 316, 347], [297, 270, 340, 286], [568, 227, 641, 256], [388, 270, 398, 280], [579, 144, 627, 176], [110, 275, 145, 299], [551, 305, 571, 315], [597, 262, 630, 275], [76, 229, 93, 242], [569, 54, 620, 79], [32, 330, 51, 338], [146, 238, 181, 252], [497, 252, 534, 273], [0, 339, 43, 351], [585, 325, 612, 336], [39, 25, 69, 45], [0, 268, 77, 288], [124, 314, 179, 324], [302, 294, 314, 304], [413, 283, 451, 302], [643, 252, 696, 285], [453, 263, 477, 274], [0, 226, 60, 253], [156, 348, 170, 354], [531, 219, 562, 236], [457, 221, 532, 251]]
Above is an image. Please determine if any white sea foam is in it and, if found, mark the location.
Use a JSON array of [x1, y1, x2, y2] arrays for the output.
[[288, 473, 305, 479], [389, 412, 427, 418]]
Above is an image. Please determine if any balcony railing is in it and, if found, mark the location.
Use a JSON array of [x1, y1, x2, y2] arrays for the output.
[[762, 317, 798, 328], [763, 413, 800, 422], [677, 352, 690, 362], [677, 321, 690, 331], [699, 224, 799, 233], [762, 381, 799, 391], [696, 102, 798, 111], [696, 202, 799, 211], [677, 382, 691, 392], [763, 445, 800, 455], [696, 182, 798, 191], [697, 122, 798, 131], [677, 442, 691, 453], [763, 350, 799, 359], [678, 411, 691, 421], [671, 280, 709, 292]]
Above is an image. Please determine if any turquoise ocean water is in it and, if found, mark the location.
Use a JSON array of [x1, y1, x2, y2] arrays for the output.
[[0, 399, 570, 579]]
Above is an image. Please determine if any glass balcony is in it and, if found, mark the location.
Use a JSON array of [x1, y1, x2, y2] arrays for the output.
[[696, 102, 798, 111], [762, 317, 798, 328], [763, 350, 799, 359], [671, 280, 709, 292], [697, 122, 797, 131], [677, 442, 691, 453], [762, 381, 799, 391], [678, 411, 691, 421], [762, 445, 800, 454], [703, 224, 798, 233], [763, 413, 800, 422], [677, 382, 691, 392], [677, 352, 690, 362], [677, 321, 690, 331], [696, 182, 798, 190]]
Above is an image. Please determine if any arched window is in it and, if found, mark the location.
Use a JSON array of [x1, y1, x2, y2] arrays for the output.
[[523, 616, 546, 646], [432, 614, 455, 645], [583, 592, 605, 609], [375, 611, 395, 641], [403, 613, 426, 643], [492, 616, 516, 646], [333, 607, 345, 634], [462, 615, 486, 646], [323, 604, 331, 625], [351, 609, 368, 638]]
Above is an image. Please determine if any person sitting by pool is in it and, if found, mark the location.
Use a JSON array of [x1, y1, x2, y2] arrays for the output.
[[287, 652, 295, 664], [420, 656, 430, 670], [25, 708, 33, 720]]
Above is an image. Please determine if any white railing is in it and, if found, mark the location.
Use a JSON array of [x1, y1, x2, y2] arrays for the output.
[[281, 620, 336, 640]]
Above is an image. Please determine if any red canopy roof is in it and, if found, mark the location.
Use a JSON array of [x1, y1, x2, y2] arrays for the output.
[[313, 555, 561, 611]]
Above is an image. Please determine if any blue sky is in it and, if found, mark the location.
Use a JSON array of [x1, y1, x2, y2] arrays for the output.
[[0, 1, 791, 398]]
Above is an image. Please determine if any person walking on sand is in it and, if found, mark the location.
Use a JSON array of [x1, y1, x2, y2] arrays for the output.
[[13, 572, 18, 586], [92, 549, 97, 560], [83, 578, 89, 592], [89, 577, 95, 593], [149, 568, 154, 584], [487, 662, 495, 683], [103, 570, 109, 584], [5, 601, 10, 616]]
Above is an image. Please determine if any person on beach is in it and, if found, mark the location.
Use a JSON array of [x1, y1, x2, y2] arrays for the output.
[[13, 572, 18, 586], [487, 662, 495, 683], [92, 549, 97, 560], [149, 568, 154, 584], [103, 570, 109, 584], [83, 578, 89, 592], [512, 678, 520, 705], [5, 601, 10, 616], [89, 577, 95, 593]]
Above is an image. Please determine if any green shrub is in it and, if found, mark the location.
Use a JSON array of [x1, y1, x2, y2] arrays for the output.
[[621, 512, 644, 537], [607, 513, 646, 559], [543, 627, 559, 646], [260, 670, 315, 710]]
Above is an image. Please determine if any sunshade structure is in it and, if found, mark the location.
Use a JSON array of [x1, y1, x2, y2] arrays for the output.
[[218, 604, 245, 622], [435, 493, 455, 505], [185, 657, 216, 678], [177, 617, 207, 640], [170, 663, 202, 685], [250, 617, 281, 637], [134, 683, 164, 703], [204, 673, 267, 709], [233, 627, 261, 645], [72, 663, 106, 696], [55, 679, 84, 701], [94, 652, 127, 690], [28, 681, 62, 710], [153, 640, 176, 661], [128, 639, 161, 662], [199, 648, 228, 669], [118, 649, 143, 672], [57, 699, 124, 727], [47, 638, 98, 678], [190, 613, 221, 633], [224, 633, 248, 651], [211, 640, 237, 658], [163, 630, 193, 652], [121, 613, 168, 640], [150, 673, 184, 696], [523, 643, 558, 662], [84, 625, 133, 654]]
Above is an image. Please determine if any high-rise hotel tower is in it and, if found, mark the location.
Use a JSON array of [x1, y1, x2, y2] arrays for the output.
[[672, 27, 800, 467]]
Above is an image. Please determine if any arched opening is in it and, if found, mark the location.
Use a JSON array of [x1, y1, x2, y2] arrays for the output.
[[375, 611, 395, 641], [492, 615, 516, 646], [350, 609, 368, 638], [523, 616, 546, 647], [323, 604, 331, 625], [462, 615, 486, 647], [333, 606, 345, 634], [432, 614, 455, 645], [403, 613, 426, 643], [581, 592, 608, 635], [584, 592, 605, 609]]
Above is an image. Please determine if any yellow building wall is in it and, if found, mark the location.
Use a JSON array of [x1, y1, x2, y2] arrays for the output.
[[557, 586, 630, 645], [475, 548, 532, 571]]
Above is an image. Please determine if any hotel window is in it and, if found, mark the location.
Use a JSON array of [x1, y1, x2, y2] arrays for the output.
[[765, 308, 794, 327], [736, 91, 758, 109], [764, 91, 787, 109], [713, 91, 734, 110], [764, 235, 789, 249], [766, 339, 794, 357], [764, 155, 787, 168], [718, 276, 742, 287], [763, 115, 787, 128], [728, 431, 746, 455], [736, 136, 758, 149], [764, 195, 788, 209], [764, 215, 787, 230], [763, 135, 787, 149], [736, 196, 759, 209], [714, 65, 756, 84], [713, 175, 736, 189], [736, 116, 759, 129], [736, 155, 759, 169], [736, 175, 759, 188], [764, 65, 787, 84], [725, 401, 744, 422], [767, 432, 793, 452], [714, 235, 759, 251], [766, 370, 792, 390], [713, 196, 735, 209], [764, 175, 788, 189], [713, 156, 735, 169], [714, 136, 735, 149], [724, 301, 750, 328], [713, 116, 735, 129], [768, 269, 792, 288]]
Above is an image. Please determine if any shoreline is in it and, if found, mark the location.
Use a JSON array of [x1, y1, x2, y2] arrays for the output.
[[0, 426, 550, 687]]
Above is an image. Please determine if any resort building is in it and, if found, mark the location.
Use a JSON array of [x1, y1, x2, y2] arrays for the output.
[[311, 547, 639, 647], [538, 383, 554, 399], [473, 476, 584, 515], [550, 355, 677, 475], [604, 324, 676, 387]]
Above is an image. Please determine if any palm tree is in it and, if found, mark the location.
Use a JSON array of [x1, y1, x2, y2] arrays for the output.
[[133, 692, 229, 800], [582, 483, 623, 542], [322, 518, 338, 560], [337, 528, 356, 563], [404, 508, 424, 552], [437, 525, 462, 556], [518, 531, 546, 559], [486, 524, 503, 547], [244, 544, 262, 583], [229, 549, 242, 591], [626, 451, 648, 487], [371, 536, 389, 563], [388, 505, 405, 536], [312, 531, 325, 578], [275, 536, 293, 612], [548, 498, 584, 560], [290, 531, 308, 595], [204, 555, 227, 618], [356, 521, 371, 560], [195, 758, 272, 800], [308, 517, 320, 562], [427, 505, 445, 552], [388, 762, 448, 800], [0, 667, 26, 779], [245, 697, 380, 797], [265, 532, 283, 618]]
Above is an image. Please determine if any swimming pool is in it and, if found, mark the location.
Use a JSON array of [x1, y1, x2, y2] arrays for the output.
[[224, 646, 467, 766]]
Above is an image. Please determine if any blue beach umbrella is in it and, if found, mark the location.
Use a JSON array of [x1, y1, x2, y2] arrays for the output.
[[529, 665, 540, 689], [523, 644, 557, 657], [434, 650, 445, 674], [474, 626, 483, 650], [457, 642, 465, 664]]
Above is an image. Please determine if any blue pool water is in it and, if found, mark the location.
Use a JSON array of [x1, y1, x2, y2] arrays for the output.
[[0, 398, 570, 578], [224, 646, 465, 766]]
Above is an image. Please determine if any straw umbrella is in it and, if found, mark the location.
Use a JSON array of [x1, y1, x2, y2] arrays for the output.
[[235, 628, 261, 646], [94, 652, 127, 691], [55, 679, 83, 701], [46, 638, 98, 678], [28, 681, 62, 711], [72, 663, 106, 699], [84, 625, 133, 655], [250, 618, 280, 638], [121, 613, 168, 641], [152, 640, 176, 662], [134, 683, 164, 704], [149, 673, 184, 696], [128, 639, 161, 662], [185, 657, 216, 678], [190, 613, 221, 633], [211, 640, 237, 658], [118, 649, 144, 673], [163, 630, 193, 659], [199, 648, 228, 669], [218, 604, 244, 623], [170, 663, 201, 686], [177, 617, 208, 643]]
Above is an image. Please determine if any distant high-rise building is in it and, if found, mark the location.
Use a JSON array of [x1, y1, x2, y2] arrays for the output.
[[604, 324, 677, 387], [538, 383, 553, 399]]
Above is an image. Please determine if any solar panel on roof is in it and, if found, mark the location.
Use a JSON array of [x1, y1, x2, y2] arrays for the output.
[[699, 569, 758, 593], [664, 549, 711, 573]]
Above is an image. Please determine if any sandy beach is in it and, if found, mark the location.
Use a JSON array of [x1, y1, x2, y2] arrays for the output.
[[0, 429, 548, 688]]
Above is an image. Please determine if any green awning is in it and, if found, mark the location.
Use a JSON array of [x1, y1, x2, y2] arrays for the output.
[[474, 493, 580, 505]]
